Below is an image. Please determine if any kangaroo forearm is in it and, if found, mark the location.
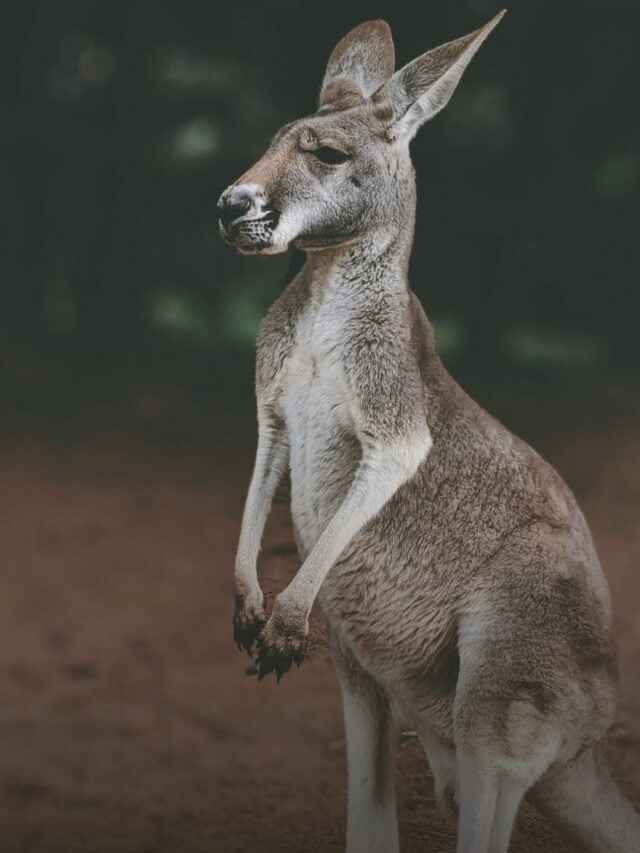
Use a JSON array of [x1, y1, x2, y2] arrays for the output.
[[281, 435, 430, 615], [235, 431, 289, 593]]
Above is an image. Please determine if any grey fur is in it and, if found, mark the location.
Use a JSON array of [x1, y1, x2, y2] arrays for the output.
[[220, 13, 640, 853]]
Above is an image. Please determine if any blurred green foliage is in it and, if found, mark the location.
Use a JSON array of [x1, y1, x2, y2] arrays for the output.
[[2, 0, 639, 382]]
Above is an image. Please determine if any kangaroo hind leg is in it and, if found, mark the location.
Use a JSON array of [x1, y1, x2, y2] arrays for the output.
[[454, 610, 568, 851], [330, 631, 400, 853], [455, 752, 538, 853]]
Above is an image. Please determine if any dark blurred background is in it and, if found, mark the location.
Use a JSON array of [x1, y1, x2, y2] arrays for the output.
[[2, 0, 639, 433], [1, 4, 640, 853]]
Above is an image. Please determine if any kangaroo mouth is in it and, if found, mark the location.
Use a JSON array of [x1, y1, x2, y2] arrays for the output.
[[219, 208, 281, 254]]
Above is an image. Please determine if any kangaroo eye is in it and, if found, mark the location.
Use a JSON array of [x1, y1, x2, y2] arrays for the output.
[[312, 146, 350, 165]]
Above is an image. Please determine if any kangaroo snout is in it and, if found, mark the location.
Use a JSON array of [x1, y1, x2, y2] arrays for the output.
[[218, 183, 281, 253], [218, 184, 266, 228]]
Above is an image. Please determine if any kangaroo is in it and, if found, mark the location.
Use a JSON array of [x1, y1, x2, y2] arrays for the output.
[[218, 12, 640, 853]]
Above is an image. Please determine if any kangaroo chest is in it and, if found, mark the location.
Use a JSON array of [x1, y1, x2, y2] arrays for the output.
[[278, 293, 362, 551], [267, 279, 464, 711]]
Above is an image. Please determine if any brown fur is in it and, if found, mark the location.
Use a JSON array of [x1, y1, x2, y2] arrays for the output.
[[221, 14, 640, 853]]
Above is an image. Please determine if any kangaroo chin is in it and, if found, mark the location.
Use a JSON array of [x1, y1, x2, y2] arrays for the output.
[[221, 12, 640, 853]]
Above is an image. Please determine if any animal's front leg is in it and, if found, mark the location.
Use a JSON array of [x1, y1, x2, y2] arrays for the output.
[[254, 433, 431, 679], [254, 597, 308, 681], [233, 593, 268, 657], [234, 410, 289, 655]]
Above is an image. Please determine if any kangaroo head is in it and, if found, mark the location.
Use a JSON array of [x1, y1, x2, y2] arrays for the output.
[[219, 12, 505, 255]]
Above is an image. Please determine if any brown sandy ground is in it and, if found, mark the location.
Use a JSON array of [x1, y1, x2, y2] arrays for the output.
[[0, 387, 639, 853]]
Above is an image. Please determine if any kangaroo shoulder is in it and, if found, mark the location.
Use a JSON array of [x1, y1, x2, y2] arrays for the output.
[[340, 291, 429, 441]]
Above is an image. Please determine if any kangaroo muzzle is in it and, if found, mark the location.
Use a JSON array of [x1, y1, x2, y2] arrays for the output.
[[217, 183, 280, 253]]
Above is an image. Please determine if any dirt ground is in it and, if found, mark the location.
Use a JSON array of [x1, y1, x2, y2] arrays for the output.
[[1, 384, 639, 853]]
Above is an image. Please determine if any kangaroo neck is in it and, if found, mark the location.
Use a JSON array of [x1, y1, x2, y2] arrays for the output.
[[302, 229, 414, 304]]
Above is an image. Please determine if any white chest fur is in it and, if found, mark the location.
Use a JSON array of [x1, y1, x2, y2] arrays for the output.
[[278, 287, 361, 550]]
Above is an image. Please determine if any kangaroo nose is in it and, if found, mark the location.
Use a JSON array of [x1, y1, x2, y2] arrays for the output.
[[217, 185, 261, 228]]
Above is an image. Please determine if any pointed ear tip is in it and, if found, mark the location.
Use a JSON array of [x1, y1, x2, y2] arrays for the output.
[[357, 19, 393, 37], [491, 9, 508, 25], [334, 19, 394, 49], [475, 9, 506, 38]]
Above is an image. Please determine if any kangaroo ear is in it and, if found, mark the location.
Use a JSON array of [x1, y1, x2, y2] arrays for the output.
[[319, 20, 395, 110], [373, 11, 506, 141]]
